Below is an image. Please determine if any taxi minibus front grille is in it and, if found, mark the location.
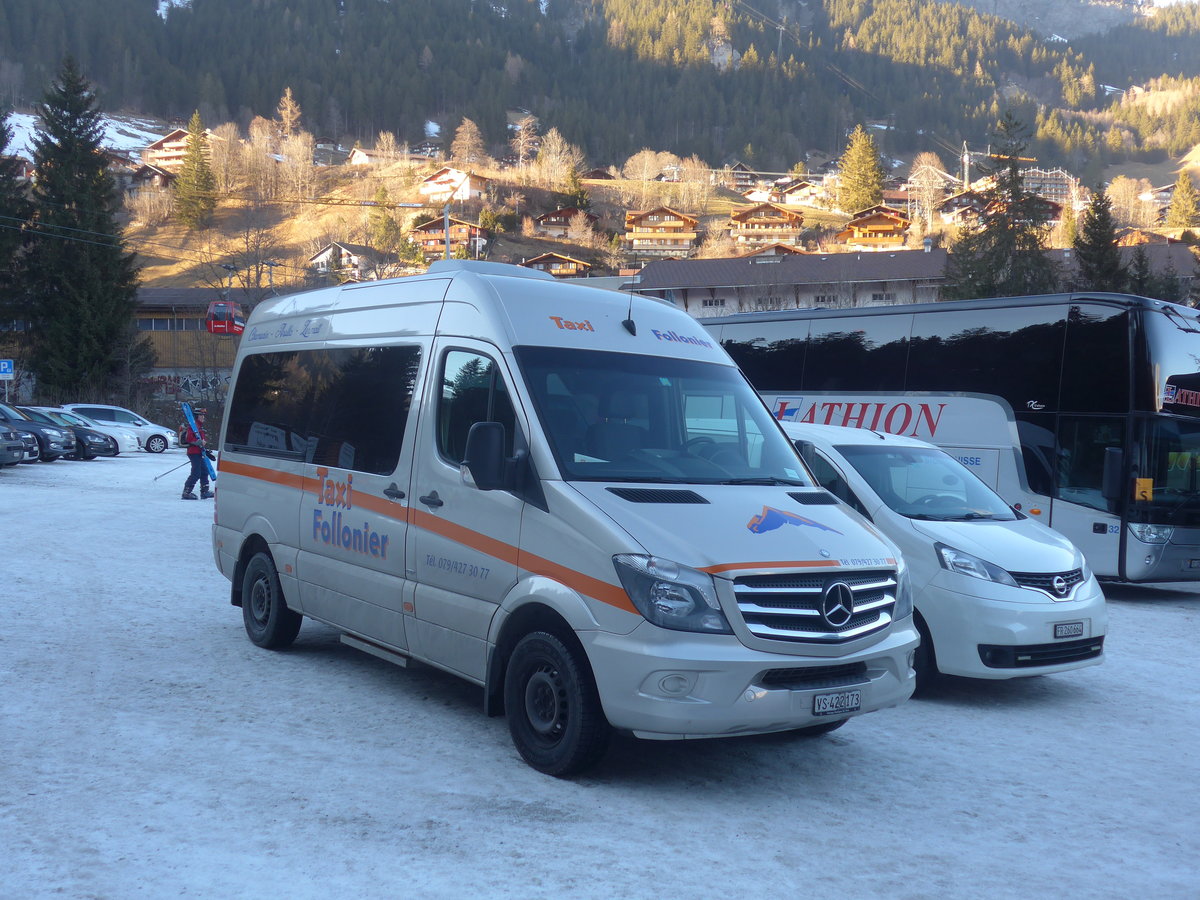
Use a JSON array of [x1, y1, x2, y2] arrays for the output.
[[1008, 567, 1084, 598], [757, 662, 869, 690], [731, 570, 897, 643]]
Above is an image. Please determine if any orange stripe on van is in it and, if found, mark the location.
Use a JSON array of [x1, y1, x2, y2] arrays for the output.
[[699, 559, 839, 575], [219, 458, 307, 491]]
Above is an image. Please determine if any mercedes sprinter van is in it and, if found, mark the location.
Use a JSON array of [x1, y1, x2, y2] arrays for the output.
[[212, 261, 918, 775]]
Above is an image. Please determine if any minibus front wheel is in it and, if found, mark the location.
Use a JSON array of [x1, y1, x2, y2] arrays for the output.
[[504, 631, 610, 776], [242, 551, 302, 649]]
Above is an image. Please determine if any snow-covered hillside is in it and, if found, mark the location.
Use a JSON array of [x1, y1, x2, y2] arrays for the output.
[[3, 111, 169, 161]]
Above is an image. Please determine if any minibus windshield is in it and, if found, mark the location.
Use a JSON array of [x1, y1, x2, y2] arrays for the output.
[[835, 444, 1017, 521], [515, 346, 812, 485]]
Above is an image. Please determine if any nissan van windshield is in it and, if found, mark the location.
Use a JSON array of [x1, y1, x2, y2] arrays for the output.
[[515, 346, 810, 486]]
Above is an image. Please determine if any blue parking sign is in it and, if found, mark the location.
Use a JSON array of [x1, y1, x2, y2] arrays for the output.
[[0, 359, 13, 380]]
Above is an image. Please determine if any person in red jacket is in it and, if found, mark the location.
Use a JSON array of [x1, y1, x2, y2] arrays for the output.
[[181, 408, 213, 500]]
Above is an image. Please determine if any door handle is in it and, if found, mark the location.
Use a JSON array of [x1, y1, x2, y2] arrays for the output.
[[419, 491, 443, 508], [384, 482, 405, 500]]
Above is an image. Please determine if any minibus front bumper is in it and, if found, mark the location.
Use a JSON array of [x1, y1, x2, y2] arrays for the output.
[[580, 620, 918, 739]]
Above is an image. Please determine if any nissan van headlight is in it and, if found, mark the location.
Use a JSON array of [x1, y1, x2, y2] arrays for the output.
[[1129, 523, 1172, 544], [613, 555, 733, 634], [935, 542, 1019, 587], [893, 558, 913, 620]]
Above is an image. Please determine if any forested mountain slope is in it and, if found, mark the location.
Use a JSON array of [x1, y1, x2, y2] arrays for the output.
[[0, 0, 1197, 173]]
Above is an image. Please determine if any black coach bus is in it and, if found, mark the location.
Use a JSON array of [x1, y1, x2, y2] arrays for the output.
[[703, 292, 1200, 582]]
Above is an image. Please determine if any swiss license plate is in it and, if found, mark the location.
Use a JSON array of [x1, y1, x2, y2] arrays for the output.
[[1189, 559, 1200, 569], [813, 689, 861, 717], [1054, 621, 1084, 639]]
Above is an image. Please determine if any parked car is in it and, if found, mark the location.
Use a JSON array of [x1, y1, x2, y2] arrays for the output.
[[0, 425, 24, 467], [781, 422, 1107, 692], [19, 406, 118, 459], [62, 403, 179, 453], [0, 401, 75, 461], [32, 406, 139, 455], [11, 428, 40, 463]]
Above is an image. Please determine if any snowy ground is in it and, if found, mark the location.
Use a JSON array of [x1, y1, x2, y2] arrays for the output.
[[4, 111, 168, 161], [2, 451, 1198, 899]]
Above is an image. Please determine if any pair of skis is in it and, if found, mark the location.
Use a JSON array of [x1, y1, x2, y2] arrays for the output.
[[181, 401, 217, 482]]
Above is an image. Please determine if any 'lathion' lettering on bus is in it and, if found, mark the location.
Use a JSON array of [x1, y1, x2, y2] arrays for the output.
[[775, 399, 947, 438]]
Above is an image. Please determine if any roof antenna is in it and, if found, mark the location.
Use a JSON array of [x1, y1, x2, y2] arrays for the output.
[[622, 290, 637, 335]]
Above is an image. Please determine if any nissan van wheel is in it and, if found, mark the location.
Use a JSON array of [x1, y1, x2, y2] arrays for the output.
[[504, 631, 610, 777], [146, 435, 168, 453], [912, 614, 939, 697], [242, 552, 302, 649]]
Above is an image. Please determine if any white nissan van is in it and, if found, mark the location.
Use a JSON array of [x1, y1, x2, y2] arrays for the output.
[[212, 261, 918, 775], [781, 422, 1106, 691]]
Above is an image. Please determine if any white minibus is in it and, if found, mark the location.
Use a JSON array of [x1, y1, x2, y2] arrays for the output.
[[212, 261, 917, 775], [782, 423, 1106, 691]]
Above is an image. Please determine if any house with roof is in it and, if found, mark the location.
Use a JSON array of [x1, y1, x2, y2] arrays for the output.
[[772, 177, 825, 206], [836, 205, 911, 249], [411, 216, 490, 261], [521, 252, 594, 278], [308, 242, 382, 280], [131, 287, 245, 401], [142, 128, 222, 173], [728, 203, 806, 251], [724, 162, 759, 192], [129, 163, 175, 194], [622, 207, 700, 258], [418, 167, 490, 203], [534, 207, 599, 238], [623, 248, 949, 315]]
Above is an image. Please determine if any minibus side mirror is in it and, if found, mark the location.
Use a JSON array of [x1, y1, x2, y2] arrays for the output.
[[463, 421, 509, 491], [1101, 447, 1124, 501]]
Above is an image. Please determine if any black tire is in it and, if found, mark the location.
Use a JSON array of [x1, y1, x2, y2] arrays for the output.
[[241, 551, 302, 649], [912, 613, 939, 697], [504, 631, 610, 776], [793, 717, 849, 737], [145, 434, 168, 453]]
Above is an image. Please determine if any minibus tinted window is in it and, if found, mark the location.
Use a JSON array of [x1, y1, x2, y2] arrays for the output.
[[438, 350, 518, 462], [515, 346, 810, 485], [226, 346, 420, 474]]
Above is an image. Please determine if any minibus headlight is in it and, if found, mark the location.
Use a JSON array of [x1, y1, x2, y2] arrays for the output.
[[893, 559, 913, 620], [935, 542, 1019, 587], [613, 555, 733, 634], [1128, 523, 1172, 544]]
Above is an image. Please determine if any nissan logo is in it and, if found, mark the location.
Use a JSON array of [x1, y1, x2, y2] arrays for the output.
[[1052, 575, 1069, 597], [822, 582, 856, 628]]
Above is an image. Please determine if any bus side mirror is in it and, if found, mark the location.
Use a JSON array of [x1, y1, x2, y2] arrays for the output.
[[1101, 447, 1124, 501], [463, 421, 508, 491]]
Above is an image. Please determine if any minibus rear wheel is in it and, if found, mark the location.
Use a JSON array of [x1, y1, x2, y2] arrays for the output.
[[242, 552, 302, 649], [504, 631, 610, 776]]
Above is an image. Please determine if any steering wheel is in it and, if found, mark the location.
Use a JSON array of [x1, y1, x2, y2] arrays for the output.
[[685, 435, 719, 458]]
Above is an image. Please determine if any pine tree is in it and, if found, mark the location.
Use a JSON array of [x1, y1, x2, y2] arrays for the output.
[[174, 110, 216, 229], [367, 186, 403, 256], [1073, 186, 1126, 292], [18, 58, 147, 401], [1166, 171, 1199, 230], [836, 125, 885, 215], [943, 113, 1059, 300], [0, 107, 32, 293], [1128, 245, 1153, 296]]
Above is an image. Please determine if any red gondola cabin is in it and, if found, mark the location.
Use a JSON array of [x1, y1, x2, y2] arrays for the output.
[[206, 300, 245, 335]]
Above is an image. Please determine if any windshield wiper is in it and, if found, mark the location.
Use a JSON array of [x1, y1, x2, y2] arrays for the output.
[[721, 476, 810, 486]]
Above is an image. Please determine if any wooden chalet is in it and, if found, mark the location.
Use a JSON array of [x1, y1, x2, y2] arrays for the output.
[[142, 128, 221, 173], [129, 163, 175, 193], [534, 207, 599, 238], [581, 168, 615, 180], [411, 216, 490, 261], [418, 167, 490, 203], [308, 241, 381, 280], [728, 203, 806, 251], [773, 177, 824, 206], [724, 162, 759, 192], [521, 252, 593, 278], [836, 205, 911, 249], [622, 207, 700, 258]]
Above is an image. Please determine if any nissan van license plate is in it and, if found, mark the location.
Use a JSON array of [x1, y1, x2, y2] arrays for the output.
[[813, 689, 860, 716], [1055, 622, 1084, 639]]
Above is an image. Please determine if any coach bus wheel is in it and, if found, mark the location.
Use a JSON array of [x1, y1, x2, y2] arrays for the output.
[[504, 631, 610, 776], [242, 552, 302, 649]]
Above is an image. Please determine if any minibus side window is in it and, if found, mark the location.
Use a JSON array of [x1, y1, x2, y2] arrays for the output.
[[808, 450, 871, 518], [438, 350, 517, 463]]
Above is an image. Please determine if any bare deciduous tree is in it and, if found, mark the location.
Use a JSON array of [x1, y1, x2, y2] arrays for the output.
[[277, 87, 302, 139], [623, 148, 668, 209], [533, 128, 583, 191], [450, 117, 487, 169], [280, 130, 315, 200], [375, 130, 398, 160], [246, 116, 279, 200], [1108, 175, 1157, 228], [209, 122, 241, 192], [909, 150, 949, 233]]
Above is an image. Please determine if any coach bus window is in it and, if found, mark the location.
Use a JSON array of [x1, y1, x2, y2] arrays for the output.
[[1056, 416, 1124, 512], [1060, 304, 1130, 413], [1143, 304, 1200, 418], [717, 321, 809, 391], [1135, 417, 1200, 527], [803, 313, 911, 391], [907, 305, 1066, 405]]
